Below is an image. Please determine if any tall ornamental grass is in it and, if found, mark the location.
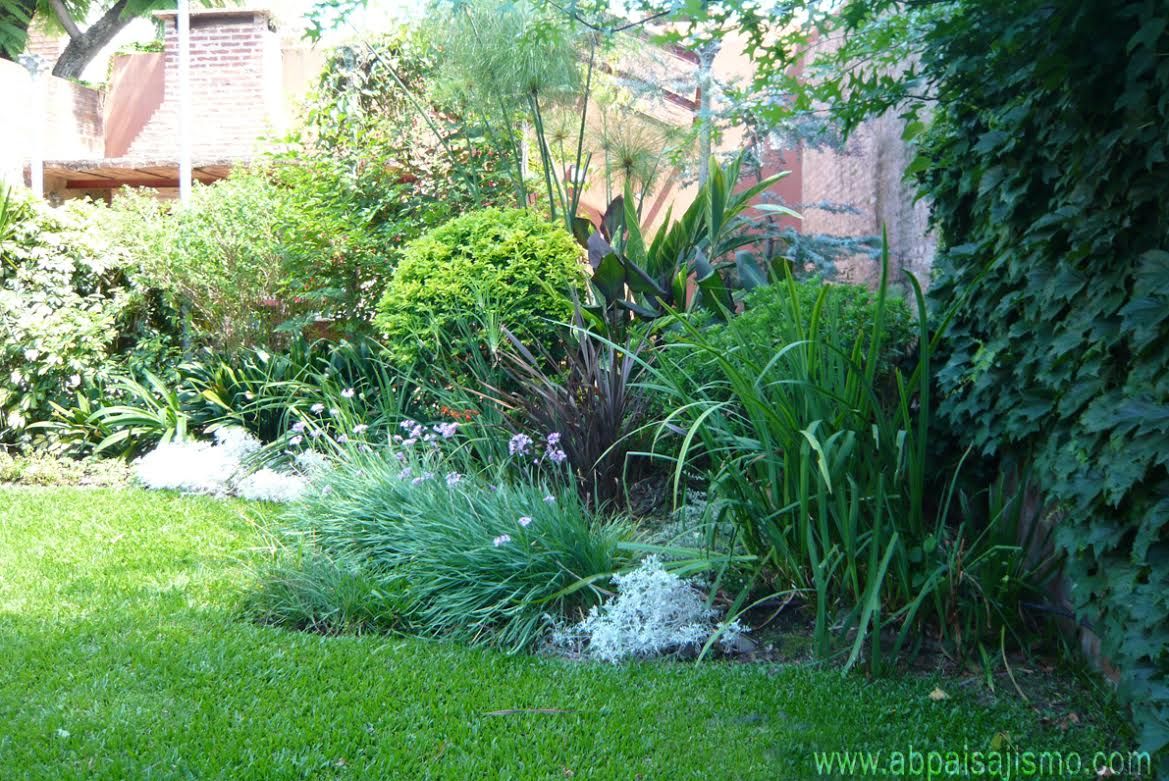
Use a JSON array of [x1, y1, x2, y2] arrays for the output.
[[257, 445, 634, 652], [645, 237, 1045, 671]]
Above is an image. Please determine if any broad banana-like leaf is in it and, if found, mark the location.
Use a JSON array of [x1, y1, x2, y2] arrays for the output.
[[753, 202, 802, 220], [571, 216, 594, 249], [600, 195, 625, 242], [587, 231, 614, 270], [736, 251, 769, 290], [591, 252, 626, 304], [695, 247, 733, 318]]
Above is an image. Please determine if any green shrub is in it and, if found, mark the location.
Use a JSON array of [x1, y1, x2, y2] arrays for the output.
[[112, 172, 302, 350], [0, 450, 132, 487], [665, 278, 916, 407], [0, 187, 168, 447], [258, 446, 632, 651], [373, 208, 586, 369]]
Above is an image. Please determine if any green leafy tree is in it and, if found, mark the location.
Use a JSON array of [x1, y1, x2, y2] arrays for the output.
[[1, 0, 223, 79]]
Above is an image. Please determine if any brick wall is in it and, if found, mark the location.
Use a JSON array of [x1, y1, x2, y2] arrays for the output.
[[0, 57, 103, 189], [799, 116, 936, 285], [126, 9, 280, 159]]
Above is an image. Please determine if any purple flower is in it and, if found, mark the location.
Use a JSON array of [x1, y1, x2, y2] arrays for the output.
[[399, 419, 416, 431], [543, 494, 556, 504], [400, 466, 413, 480], [329, 408, 340, 417], [546, 432, 562, 446], [445, 472, 462, 487], [289, 435, 303, 446], [291, 421, 307, 433], [311, 403, 325, 413], [353, 424, 369, 434], [509, 433, 533, 456], [493, 534, 512, 547], [518, 516, 533, 527], [337, 434, 349, 444], [401, 438, 417, 448], [435, 422, 459, 439], [548, 447, 568, 465], [341, 388, 356, 398]]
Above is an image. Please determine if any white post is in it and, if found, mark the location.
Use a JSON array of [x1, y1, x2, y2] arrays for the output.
[[18, 54, 44, 198], [177, 0, 192, 204]]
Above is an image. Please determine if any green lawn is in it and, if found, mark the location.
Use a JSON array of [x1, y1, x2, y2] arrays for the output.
[[0, 488, 1126, 780]]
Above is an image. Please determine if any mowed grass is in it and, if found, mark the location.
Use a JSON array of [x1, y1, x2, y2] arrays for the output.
[[0, 488, 1125, 780]]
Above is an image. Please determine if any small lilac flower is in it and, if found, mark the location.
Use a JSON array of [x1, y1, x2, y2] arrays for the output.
[[341, 388, 356, 398], [445, 472, 462, 487], [411, 475, 426, 485], [337, 434, 349, 444], [548, 447, 568, 465], [402, 438, 417, 448], [509, 433, 533, 456], [493, 534, 512, 547], [400, 466, 413, 480], [400, 420, 416, 431], [353, 424, 369, 434], [311, 403, 325, 413], [291, 421, 307, 433], [435, 422, 459, 439], [329, 407, 340, 417], [321, 485, 333, 496], [518, 516, 533, 527], [544, 494, 556, 503], [289, 435, 303, 446], [546, 432, 562, 446]]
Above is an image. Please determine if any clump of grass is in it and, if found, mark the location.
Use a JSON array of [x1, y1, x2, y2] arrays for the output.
[[251, 447, 635, 652]]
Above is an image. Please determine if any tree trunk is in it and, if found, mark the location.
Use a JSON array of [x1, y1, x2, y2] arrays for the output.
[[696, 40, 721, 186], [51, 0, 131, 79]]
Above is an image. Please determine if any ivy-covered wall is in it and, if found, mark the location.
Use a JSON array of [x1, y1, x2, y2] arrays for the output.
[[922, 0, 1169, 757]]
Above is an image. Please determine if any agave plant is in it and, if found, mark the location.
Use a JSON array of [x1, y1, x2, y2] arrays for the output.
[[573, 155, 798, 335]]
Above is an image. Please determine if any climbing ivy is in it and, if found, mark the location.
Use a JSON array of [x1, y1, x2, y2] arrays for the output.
[[919, 0, 1169, 758], [661, 0, 1169, 758]]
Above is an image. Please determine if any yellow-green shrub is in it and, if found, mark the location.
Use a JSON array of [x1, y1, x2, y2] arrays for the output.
[[373, 207, 586, 368]]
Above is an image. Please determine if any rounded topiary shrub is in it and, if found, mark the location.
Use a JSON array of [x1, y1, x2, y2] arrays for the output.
[[373, 208, 586, 368]]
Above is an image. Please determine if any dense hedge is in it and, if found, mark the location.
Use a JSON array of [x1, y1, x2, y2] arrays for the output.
[[921, 0, 1169, 755]]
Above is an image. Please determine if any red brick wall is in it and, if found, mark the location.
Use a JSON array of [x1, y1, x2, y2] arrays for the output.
[[125, 9, 278, 160]]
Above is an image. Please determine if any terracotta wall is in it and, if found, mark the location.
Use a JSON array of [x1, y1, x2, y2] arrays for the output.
[[104, 52, 165, 158]]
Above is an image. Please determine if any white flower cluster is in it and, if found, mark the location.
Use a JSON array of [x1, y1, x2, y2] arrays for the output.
[[134, 428, 317, 502], [554, 555, 746, 663]]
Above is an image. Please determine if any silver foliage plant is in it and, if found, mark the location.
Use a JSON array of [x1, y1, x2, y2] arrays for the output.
[[134, 428, 322, 502], [553, 556, 746, 663]]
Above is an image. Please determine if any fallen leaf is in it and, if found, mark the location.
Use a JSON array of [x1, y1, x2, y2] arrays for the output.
[[928, 687, 949, 702]]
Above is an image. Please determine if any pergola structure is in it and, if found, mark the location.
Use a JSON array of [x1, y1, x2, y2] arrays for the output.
[[35, 157, 237, 199]]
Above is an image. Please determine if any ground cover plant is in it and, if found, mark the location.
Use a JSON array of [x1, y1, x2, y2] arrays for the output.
[[0, 487, 1133, 780]]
